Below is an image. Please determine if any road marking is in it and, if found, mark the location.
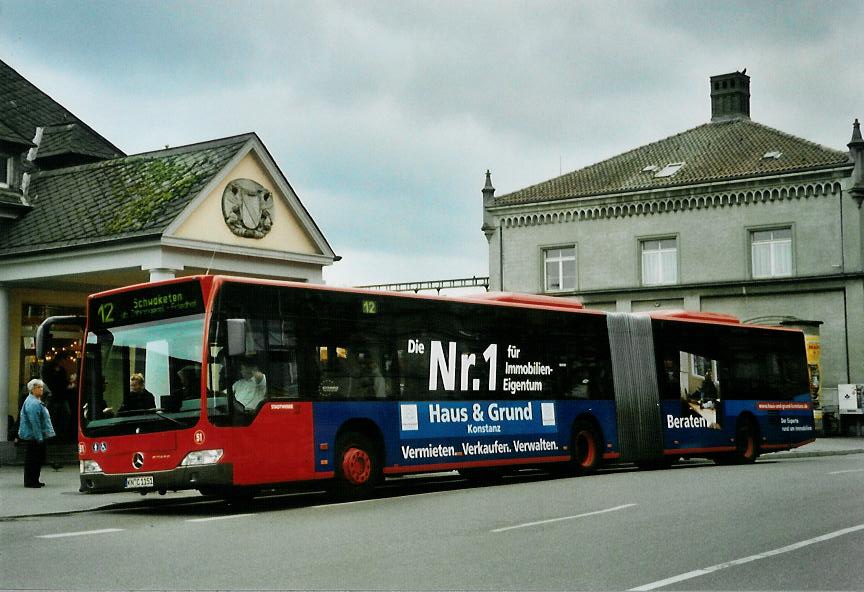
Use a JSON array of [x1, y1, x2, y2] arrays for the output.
[[313, 498, 384, 509], [313, 490, 450, 509], [186, 513, 253, 523], [630, 522, 864, 591], [37, 528, 124, 539], [491, 503, 637, 533], [828, 469, 864, 475]]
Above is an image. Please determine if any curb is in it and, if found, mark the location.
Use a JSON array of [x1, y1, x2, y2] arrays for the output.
[[771, 449, 864, 460]]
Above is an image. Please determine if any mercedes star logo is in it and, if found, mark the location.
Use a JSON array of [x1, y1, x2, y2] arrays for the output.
[[132, 452, 145, 470]]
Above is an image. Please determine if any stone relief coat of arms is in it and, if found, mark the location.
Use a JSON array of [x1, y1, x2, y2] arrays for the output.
[[221, 178, 274, 238]]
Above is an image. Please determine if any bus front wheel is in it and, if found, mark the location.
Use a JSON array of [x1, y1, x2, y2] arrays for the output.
[[571, 420, 602, 475], [334, 432, 381, 499]]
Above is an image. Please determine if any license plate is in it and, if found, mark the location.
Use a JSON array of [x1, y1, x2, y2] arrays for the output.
[[125, 475, 154, 489]]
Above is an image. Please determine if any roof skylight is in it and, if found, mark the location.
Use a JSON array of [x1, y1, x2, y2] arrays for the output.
[[654, 162, 685, 178], [762, 151, 783, 160], [641, 165, 659, 173]]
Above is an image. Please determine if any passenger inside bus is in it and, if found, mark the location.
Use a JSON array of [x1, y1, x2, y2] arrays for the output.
[[118, 373, 155, 413], [346, 345, 385, 398]]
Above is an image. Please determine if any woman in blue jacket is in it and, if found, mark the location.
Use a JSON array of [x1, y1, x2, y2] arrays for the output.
[[18, 378, 56, 488]]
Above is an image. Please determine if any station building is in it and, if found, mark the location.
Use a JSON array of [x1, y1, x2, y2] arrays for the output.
[[482, 71, 864, 430], [0, 59, 337, 459]]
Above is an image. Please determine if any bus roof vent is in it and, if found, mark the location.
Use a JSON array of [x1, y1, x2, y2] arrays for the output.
[[650, 310, 741, 324], [467, 292, 584, 310]]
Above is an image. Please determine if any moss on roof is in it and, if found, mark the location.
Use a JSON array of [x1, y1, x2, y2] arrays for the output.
[[0, 134, 252, 255], [104, 156, 209, 233]]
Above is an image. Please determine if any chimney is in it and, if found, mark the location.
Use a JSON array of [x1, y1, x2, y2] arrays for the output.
[[710, 70, 750, 122]]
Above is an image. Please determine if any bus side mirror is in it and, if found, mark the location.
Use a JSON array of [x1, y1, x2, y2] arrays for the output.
[[227, 319, 247, 357], [36, 315, 86, 359]]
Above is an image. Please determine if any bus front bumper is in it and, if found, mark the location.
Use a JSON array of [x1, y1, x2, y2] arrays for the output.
[[79, 463, 233, 494]]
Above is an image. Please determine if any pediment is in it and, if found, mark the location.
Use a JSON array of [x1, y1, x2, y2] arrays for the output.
[[166, 143, 332, 259]]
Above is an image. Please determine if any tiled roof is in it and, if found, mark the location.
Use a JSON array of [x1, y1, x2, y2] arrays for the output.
[[37, 123, 119, 160], [0, 134, 252, 256], [0, 118, 32, 146], [0, 58, 123, 160], [494, 118, 852, 206]]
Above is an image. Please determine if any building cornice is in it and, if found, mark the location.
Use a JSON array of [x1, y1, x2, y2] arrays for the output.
[[489, 167, 850, 229], [160, 236, 334, 266]]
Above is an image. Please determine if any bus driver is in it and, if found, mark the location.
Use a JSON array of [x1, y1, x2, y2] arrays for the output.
[[119, 373, 155, 412], [233, 360, 266, 410]]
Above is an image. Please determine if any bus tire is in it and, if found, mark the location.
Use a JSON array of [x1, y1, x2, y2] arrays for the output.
[[571, 420, 602, 475], [715, 418, 760, 465], [334, 432, 381, 499], [733, 418, 760, 464]]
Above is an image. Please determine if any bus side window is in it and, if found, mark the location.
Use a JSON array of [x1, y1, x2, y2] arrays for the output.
[[345, 344, 386, 399], [381, 349, 397, 399], [659, 352, 681, 400], [317, 345, 349, 398], [267, 347, 299, 398], [397, 341, 430, 400]]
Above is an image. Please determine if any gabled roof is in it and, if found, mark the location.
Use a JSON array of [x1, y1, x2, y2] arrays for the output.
[[0, 134, 251, 256], [0, 58, 123, 160], [494, 118, 852, 206]]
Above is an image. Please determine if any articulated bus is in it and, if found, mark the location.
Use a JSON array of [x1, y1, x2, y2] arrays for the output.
[[38, 275, 814, 499]]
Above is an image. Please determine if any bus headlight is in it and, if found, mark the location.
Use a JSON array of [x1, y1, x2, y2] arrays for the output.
[[80, 460, 103, 474], [180, 449, 224, 466]]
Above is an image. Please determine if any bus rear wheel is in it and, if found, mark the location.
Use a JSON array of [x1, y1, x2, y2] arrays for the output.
[[571, 420, 602, 475], [733, 419, 760, 464], [334, 432, 381, 499], [715, 418, 760, 465]]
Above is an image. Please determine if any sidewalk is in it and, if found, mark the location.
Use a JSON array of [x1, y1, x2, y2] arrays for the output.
[[0, 464, 201, 519], [1, 438, 862, 519], [771, 436, 864, 459]]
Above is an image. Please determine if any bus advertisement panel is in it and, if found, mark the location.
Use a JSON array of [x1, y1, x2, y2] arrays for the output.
[[397, 400, 561, 465]]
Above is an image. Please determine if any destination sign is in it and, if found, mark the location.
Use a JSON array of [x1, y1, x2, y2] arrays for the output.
[[89, 281, 204, 329]]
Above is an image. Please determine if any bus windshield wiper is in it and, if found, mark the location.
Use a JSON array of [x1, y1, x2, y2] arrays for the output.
[[154, 410, 185, 426]]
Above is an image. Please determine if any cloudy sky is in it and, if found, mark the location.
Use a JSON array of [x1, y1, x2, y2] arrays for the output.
[[1, 0, 861, 287]]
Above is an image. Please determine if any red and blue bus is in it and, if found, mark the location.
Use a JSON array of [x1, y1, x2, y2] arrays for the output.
[[38, 275, 814, 499]]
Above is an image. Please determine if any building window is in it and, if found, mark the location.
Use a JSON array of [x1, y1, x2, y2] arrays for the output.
[[751, 228, 792, 278], [641, 238, 678, 285], [544, 246, 576, 292], [0, 154, 10, 188]]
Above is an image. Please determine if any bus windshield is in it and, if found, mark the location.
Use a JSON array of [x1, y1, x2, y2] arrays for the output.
[[81, 314, 205, 436]]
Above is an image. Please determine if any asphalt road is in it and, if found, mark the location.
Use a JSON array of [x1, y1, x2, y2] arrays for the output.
[[3, 455, 864, 591]]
